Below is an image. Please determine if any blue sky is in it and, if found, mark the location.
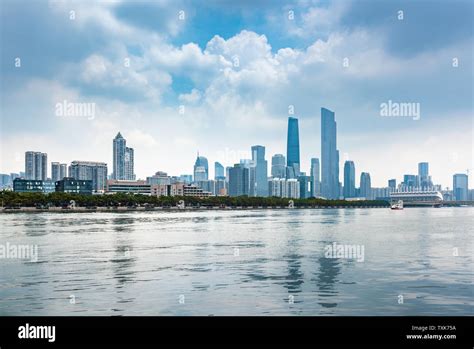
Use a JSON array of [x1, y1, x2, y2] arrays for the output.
[[0, 0, 472, 188]]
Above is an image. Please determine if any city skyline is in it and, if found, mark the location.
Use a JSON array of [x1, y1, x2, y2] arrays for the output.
[[0, 0, 472, 188]]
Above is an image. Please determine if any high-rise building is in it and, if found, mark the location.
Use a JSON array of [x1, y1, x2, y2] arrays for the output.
[[403, 174, 417, 189], [321, 108, 339, 199], [310, 158, 321, 197], [215, 162, 225, 180], [388, 179, 397, 192], [25, 151, 47, 180], [418, 162, 432, 188], [360, 172, 372, 199], [228, 164, 250, 197], [453, 174, 468, 201], [69, 161, 108, 192], [193, 154, 208, 181], [112, 132, 135, 180], [271, 154, 286, 178], [286, 117, 300, 176], [59, 163, 67, 179], [51, 162, 60, 182], [343, 160, 356, 198], [298, 175, 311, 199], [240, 159, 256, 196], [251, 145, 268, 197], [146, 171, 171, 186], [268, 178, 300, 199]]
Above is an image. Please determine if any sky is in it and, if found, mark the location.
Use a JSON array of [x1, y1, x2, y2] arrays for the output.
[[0, 0, 473, 188]]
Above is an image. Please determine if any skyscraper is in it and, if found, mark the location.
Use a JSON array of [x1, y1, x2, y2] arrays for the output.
[[51, 162, 60, 182], [59, 163, 67, 179], [271, 154, 286, 178], [310, 158, 321, 197], [321, 108, 339, 199], [251, 145, 268, 197], [286, 117, 300, 176], [228, 164, 249, 197], [193, 154, 208, 181], [215, 162, 225, 180], [388, 179, 397, 192], [25, 151, 47, 180], [418, 162, 432, 188], [360, 172, 372, 199], [112, 132, 135, 180], [343, 160, 355, 198], [240, 159, 256, 196], [453, 174, 468, 201]]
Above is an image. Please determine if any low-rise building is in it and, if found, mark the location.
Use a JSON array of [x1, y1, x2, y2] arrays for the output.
[[106, 180, 151, 195]]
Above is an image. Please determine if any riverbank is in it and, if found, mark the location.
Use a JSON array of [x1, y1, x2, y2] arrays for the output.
[[1, 205, 389, 213]]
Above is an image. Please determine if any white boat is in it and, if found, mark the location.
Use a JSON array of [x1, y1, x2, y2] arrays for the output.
[[391, 200, 403, 210]]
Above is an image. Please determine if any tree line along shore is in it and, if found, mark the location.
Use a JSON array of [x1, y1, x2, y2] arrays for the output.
[[0, 191, 389, 210]]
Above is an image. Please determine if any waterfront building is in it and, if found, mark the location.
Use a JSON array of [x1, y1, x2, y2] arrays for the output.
[[69, 161, 108, 192], [25, 151, 47, 180], [215, 162, 225, 180], [310, 158, 321, 197], [228, 164, 250, 197], [298, 175, 311, 199], [453, 174, 469, 201], [112, 132, 135, 180], [321, 108, 339, 199], [343, 160, 356, 198], [388, 179, 397, 192], [13, 178, 44, 192], [360, 172, 372, 199], [106, 180, 151, 195], [271, 154, 286, 178], [251, 145, 268, 197], [286, 117, 300, 176], [146, 171, 171, 186], [193, 154, 208, 181], [55, 177, 93, 195]]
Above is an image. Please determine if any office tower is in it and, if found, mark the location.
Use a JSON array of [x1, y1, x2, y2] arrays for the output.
[[343, 160, 356, 198], [112, 132, 135, 180], [286, 117, 300, 176], [360, 172, 372, 199], [69, 161, 108, 192], [251, 145, 268, 197], [25, 151, 47, 180], [240, 159, 256, 196], [403, 174, 417, 189], [310, 158, 321, 197], [298, 175, 311, 199], [215, 162, 225, 180], [228, 164, 250, 197], [388, 179, 396, 191], [418, 162, 432, 188], [59, 163, 67, 179], [179, 174, 193, 184], [51, 162, 60, 182], [321, 108, 339, 199], [453, 174, 468, 201], [193, 153, 208, 181], [225, 167, 232, 182], [271, 154, 286, 178]]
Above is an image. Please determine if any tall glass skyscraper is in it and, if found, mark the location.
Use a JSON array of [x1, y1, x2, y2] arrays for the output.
[[418, 162, 431, 188], [286, 117, 300, 176], [214, 162, 225, 180], [193, 154, 208, 181], [453, 174, 468, 201], [228, 164, 249, 197], [112, 132, 135, 180], [343, 160, 355, 198], [310, 158, 320, 197], [321, 108, 339, 199], [271, 154, 286, 178], [251, 145, 268, 197], [360, 172, 372, 199]]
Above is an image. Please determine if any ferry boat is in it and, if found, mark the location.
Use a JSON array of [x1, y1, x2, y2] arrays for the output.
[[390, 200, 403, 210]]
